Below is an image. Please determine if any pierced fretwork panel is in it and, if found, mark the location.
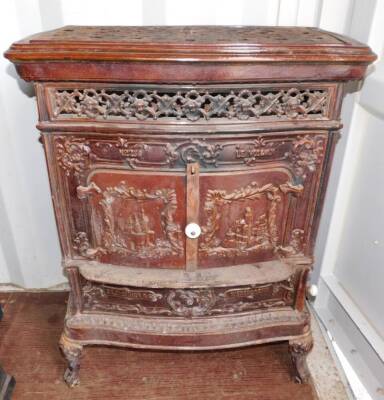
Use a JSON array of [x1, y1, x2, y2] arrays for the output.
[[49, 85, 331, 123]]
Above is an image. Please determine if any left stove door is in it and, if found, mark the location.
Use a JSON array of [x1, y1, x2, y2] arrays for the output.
[[75, 169, 187, 269]]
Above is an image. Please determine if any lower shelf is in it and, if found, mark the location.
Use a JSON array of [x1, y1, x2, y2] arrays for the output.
[[60, 304, 313, 387], [65, 304, 310, 349], [74, 258, 311, 288]]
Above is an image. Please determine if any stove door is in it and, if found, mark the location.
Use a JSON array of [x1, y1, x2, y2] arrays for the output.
[[197, 167, 303, 268], [76, 170, 186, 269]]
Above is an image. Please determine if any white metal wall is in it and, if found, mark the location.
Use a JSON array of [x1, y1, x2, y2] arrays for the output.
[[314, 1, 384, 397]]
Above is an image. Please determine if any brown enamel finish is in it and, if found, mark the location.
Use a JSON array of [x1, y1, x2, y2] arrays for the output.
[[66, 320, 309, 350], [44, 83, 335, 124], [5, 26, 375, 63], [47, 129, 327, 271], [5, 26, 376, 83], [79, 269, 302, 317], [5, 26, 375, 388], [13, 61, 372, 84], [186, 162, 200, 271], [79, 171, 186, 269], [6, 26, 356, 45], [48, 130, 327, 271], [198, 168, 306, 268]]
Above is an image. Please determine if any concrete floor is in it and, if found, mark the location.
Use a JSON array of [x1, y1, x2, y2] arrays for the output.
[[308, 309, 351, 400]]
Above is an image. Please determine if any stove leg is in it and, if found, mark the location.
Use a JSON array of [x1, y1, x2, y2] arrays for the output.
[[59, 334, 83, 387], [288, 332, 313, 383]]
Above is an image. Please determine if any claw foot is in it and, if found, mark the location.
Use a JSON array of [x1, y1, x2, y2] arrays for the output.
[[64, 365, 80, 387], [59, 334, 83, 388], [288, 332, 313, 384]]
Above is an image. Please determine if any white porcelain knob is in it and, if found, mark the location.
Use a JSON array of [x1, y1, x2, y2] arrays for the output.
[[185, 223, 201, 239], [308, 284, 318, 298]]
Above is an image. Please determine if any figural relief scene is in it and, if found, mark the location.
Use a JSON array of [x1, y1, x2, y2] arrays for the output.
[[77, 172, 186, 268], [198, 170, 304, 268]]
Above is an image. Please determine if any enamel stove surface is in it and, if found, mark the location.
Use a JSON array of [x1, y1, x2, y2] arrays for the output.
[[5, 25, 375, 387]]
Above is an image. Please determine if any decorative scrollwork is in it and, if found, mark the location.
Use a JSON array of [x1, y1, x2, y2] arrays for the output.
[[167, 289, 216, 317], [103, 138, 225, 168], [52, 86, 329, 122], [82, 282, 168, 315], [80, 275, 299, 318], [290, 135, 325, 178], [165, 140, 224, 167], [73, 232, 105, 260], [83, 282, 163, 303], [55, 134, 326, 177], [278, 229, 305, 256], [56, 137, 91, 177]]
